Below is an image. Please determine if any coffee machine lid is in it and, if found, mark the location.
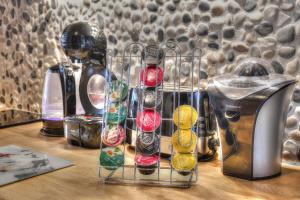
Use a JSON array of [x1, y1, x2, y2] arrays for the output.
[[60, 22, 107, 66], [212, 58, 296, 99]]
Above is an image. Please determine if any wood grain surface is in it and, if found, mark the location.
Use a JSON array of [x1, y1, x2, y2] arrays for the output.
[[0, 122, 299, 200]]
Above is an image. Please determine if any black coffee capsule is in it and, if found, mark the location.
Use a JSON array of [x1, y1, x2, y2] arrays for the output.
[[138, 89, 162, 109], [141, 45, 164, 65], [136, 132, 160, 156]]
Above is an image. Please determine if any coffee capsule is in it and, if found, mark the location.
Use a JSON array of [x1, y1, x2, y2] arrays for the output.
[[141, 45, 164, 65], [171, 153, 196, 175], [134, 154, 159, 175], [109, 80, 128, 102], [136, 109, 160, 132], [172, 129, 197, 153], [102, 125, 125, 147], [140, 65, 163, 87], [107, 102, 127, 124], [136, 132, 160, 155], [100, 147, 124, 170], [173, 105, 198, 129], [138, 88, 162, 109]]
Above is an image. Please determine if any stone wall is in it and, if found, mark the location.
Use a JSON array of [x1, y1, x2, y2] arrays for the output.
[[0, 0, 48, 112], [0, 0, 300, 158]]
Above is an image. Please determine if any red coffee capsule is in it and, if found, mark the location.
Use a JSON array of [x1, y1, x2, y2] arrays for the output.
[[140, 65, 163, 87], [134, 154, 159, 166], [136, 109, 160, 132], [134, 154, 159, 175]]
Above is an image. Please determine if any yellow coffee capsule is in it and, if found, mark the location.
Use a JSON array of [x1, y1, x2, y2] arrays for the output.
[[173, 105, 198, 129], [172, 129, 197, 153], [171, 153, 196, 171]]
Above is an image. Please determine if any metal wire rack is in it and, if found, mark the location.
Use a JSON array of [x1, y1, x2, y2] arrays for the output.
[[99, 40, 203, 188]]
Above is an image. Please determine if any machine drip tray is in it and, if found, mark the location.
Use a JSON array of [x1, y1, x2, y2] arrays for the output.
[[0, 109, 41, 128]]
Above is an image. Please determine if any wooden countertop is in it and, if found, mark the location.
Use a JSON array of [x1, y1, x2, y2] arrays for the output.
[[0, 122, 299, 200]]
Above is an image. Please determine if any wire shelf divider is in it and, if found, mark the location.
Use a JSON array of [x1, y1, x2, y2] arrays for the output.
[[99, 41, 203, 188]]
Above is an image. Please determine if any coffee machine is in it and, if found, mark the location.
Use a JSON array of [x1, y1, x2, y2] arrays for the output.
[[60, 21, 108, 148], [40, 63, 77, 136], [207, 58, 296, 180]]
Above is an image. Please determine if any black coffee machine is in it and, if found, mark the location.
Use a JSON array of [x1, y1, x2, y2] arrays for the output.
[[59, 21, 110, 148]]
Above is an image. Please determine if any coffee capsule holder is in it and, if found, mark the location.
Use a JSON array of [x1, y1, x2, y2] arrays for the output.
[[99, 40, 203, 188]]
